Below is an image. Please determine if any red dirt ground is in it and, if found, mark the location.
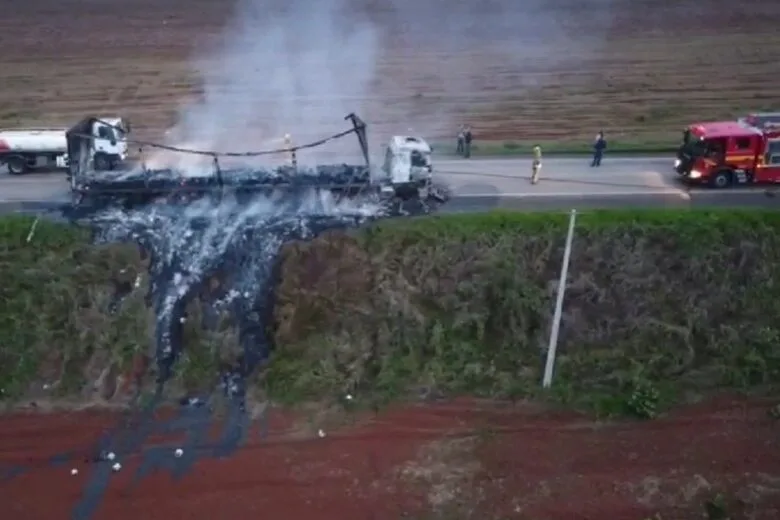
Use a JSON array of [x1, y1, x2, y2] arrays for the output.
[[2, 396, 779, 520]]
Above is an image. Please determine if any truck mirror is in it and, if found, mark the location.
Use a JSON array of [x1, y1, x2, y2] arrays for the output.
[[110, 139, 116, 146]]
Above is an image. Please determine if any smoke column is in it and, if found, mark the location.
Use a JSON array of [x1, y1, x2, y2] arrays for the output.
[[152, 0, 379, 171]]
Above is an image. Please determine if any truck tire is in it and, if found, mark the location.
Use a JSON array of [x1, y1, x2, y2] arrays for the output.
[[6, 155, 28, 175], [93, 153, 110, 171], [710, 170, 732, 189]]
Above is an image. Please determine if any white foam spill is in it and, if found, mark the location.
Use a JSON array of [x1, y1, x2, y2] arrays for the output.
[[90, 187, 385, 381]]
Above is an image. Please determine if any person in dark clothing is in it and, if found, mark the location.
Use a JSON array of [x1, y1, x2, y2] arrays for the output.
[[456, 126, 465, 155], [591, 132, 606, 167], [463, 126, 473, 158]]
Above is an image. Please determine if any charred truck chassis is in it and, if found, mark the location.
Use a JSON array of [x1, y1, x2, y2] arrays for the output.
[[66, 113, 446, 211]]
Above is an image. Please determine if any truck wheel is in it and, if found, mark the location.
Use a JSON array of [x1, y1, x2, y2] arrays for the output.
[[6, 156, 28, 175], [93, 154, 110, 171], [710, 170, 732, 189]]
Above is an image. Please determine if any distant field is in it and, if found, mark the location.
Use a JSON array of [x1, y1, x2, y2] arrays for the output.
[[1, 0, 778, 152]]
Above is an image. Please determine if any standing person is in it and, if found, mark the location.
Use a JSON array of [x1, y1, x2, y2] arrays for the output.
[[456, 125, 465, 156], [592, 131, 607, 167], [531, 145, 542, 184], [463, 125, 473, 158]]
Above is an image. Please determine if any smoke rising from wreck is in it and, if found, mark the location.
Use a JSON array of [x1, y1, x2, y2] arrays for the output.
[[155, 0, 379, 170], [149, 0, 619, 171]]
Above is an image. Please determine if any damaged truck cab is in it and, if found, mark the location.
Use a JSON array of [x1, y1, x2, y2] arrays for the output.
[[675, 112, 780, 188], [378, 135, 434, 198]]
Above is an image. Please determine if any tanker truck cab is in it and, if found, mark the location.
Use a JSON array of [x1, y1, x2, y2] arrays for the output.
[[0, 115, 129, 175], [65, 116, 130, 179], [381, 135, 433, 198], [89, 117, 130, 170]]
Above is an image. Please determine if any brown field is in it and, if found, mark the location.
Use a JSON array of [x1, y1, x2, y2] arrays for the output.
[[1, 0, 778, 145]]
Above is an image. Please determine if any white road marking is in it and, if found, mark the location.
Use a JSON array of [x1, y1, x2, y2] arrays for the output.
[[454, 190, 691, 199]]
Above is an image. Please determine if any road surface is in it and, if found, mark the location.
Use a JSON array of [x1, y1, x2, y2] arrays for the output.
[[1, 156, 779, 213]]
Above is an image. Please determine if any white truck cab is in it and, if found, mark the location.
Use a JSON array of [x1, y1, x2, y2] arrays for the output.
[[86, 117, 130, 170], [0, 116, 129, 174], [380, 135, 434, 197]]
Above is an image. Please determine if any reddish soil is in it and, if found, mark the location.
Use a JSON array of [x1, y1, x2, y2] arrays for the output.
[[2, 396, 779, 520]]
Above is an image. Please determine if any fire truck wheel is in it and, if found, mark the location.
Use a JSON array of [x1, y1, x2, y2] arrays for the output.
[[710, 170, 733, 189]]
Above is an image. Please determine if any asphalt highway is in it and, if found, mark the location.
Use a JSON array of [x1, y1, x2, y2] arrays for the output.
[[1, 156, 779, 213]]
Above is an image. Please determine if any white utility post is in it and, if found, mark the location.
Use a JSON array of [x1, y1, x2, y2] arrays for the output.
[[542, 209, 577, 388]]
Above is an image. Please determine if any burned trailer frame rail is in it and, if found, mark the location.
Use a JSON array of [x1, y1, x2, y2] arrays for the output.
[[73, 165, 376, 213], [68, 113, 373, 205]]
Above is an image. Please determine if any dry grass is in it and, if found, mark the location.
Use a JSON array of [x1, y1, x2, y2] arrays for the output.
[[2, 210, 780, 415], [0, 216, 236, 406], [0, 0, 777, 146], [397, 436, 484, 517], [268, 210, 780, 413]]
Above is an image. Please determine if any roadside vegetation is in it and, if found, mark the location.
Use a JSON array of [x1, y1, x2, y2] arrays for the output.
[[1, 211, 780, 416]]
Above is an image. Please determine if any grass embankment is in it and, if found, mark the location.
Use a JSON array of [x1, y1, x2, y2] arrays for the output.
[[271, 210, 780, 416], [434, 138, 677, 157], [1, 212, 779, 415]]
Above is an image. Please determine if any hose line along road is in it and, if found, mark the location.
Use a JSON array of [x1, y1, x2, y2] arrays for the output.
[[1, 156, 778, 213]]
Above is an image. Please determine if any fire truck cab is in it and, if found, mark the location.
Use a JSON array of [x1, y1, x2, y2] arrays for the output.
[[675, 112, 780, 188]]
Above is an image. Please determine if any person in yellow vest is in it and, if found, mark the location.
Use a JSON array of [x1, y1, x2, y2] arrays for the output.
[[531, 145, 542, 184]]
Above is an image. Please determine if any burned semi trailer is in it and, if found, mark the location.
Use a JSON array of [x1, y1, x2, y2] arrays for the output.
[[66, 113, 446, 212]]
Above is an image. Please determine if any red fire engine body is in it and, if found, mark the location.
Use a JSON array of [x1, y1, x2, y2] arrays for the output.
[[675, 112, 780, 188]]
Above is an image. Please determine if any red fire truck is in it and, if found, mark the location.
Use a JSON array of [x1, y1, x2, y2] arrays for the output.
[[674, 112, 780, 188]]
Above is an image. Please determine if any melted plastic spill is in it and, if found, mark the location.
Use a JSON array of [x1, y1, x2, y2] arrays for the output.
[[8, 168, 443, 520], [87, 183, 388, 400]]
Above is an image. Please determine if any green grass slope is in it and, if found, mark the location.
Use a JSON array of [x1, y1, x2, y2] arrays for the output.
[[271, 210, 780, 415], [1, 211, 779, 416]]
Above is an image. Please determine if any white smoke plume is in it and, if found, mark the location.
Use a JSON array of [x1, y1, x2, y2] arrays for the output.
[[143, 0, 620, 172], [151, 0, 379, 172]]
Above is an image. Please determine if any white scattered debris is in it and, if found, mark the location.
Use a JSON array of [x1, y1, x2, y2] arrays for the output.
[[317, 429, 326, 438], [71, 468, 79, 476], [179, 317, 187, 323], [345, 394, 353, 401], [112, 462, 122, 472], [133, 275, 142, 288], [106, 452, 116, 461], [42, 383, 50, 390], [174, 448, 183, 457], [25, 217, 40, 243]]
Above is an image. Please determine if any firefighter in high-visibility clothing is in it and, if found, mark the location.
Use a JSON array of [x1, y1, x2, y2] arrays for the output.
[[531, 145, 542, 184]]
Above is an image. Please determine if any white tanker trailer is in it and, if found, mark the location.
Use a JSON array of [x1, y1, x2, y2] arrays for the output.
[[0, 116, 130, 175]]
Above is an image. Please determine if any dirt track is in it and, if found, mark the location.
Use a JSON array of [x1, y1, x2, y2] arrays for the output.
[[2, 397, 779, 520]]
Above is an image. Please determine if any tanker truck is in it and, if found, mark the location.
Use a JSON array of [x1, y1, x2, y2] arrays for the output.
[[0, 116, 129, 175]]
